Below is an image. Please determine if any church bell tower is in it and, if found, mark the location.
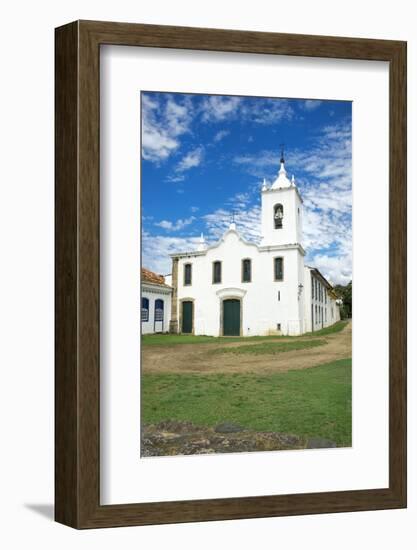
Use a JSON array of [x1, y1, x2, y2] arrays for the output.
[[260, 150, 303, 247]]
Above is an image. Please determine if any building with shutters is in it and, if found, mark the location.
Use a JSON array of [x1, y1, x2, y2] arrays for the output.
[[163, 154, 340, 337], [141, 268, 172, 334]]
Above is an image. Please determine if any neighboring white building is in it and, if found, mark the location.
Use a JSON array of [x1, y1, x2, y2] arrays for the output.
[[167, 154, 341, 337], [141, 268, 172, 334]]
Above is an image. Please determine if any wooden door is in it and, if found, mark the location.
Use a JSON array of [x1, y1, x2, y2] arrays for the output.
[[223, 299, 240, 336]]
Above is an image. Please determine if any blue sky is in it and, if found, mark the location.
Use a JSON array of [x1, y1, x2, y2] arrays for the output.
[[141, 92, 352, 285]]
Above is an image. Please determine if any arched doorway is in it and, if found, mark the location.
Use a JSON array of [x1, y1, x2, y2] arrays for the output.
[[222, 299, 241, 336]]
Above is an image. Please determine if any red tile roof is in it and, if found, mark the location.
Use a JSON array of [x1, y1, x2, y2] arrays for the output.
[[141, 267, 169, 287]]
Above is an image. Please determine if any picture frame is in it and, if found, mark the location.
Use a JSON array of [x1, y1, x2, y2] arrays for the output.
[[55, 20, 407, 528]]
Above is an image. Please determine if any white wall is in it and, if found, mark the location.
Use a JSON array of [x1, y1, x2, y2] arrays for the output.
[[1, 1, 416, 549], [260, 185, 303, 247], [141, 285, 172, 334], [176, 227, 305, 335]]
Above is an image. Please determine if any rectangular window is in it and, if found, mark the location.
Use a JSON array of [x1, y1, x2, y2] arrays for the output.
[[311, 275, 314, 299], [274, 257, 284, 281], [278, 290, 281, 301], [242, 259, 251, 282], [141, 297, 149, 322], [184, 263, 192, 286], [212, 261, 222, 284]]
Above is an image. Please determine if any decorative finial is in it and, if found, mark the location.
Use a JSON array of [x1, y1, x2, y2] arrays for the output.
[[197, 232, 206, 251], [291, 174, 295, 186], [279, 143, 285, 164], [262, 178, 268, 191], [229, 210, 237, 230]]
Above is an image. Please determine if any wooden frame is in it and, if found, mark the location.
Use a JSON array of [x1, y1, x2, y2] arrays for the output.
[[55, 20, 406, 529]]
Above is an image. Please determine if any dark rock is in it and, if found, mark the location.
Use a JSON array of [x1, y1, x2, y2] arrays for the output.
[[214, 421, 245, 433], [141, 421, 309, 457], [306, 437, 337, 449]]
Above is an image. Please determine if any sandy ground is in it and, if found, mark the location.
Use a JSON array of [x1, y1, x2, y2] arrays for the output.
[[141, 321, 352, 374]]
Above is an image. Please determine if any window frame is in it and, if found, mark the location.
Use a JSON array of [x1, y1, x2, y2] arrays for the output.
[[184, 262, 192, 286], [141, 297, 149, 322], [212, 260, 222, 284], [241, 258, 252, 283], [154, 298, 164, 322], [274, 256, 284, 281]]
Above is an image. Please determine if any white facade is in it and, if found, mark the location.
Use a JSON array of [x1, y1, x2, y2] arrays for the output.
[[141, 281, 172, 334], [169, 156, 342, 337], [304, 266, 341, 333]]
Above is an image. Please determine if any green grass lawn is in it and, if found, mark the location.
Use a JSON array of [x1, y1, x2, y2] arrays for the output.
[[142, 358, 352, 446], [211, 338, 327, 355], [141, 320, 348, 346]]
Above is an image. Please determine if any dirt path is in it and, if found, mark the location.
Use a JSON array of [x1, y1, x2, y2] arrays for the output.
[[142, 322, 352, 374]]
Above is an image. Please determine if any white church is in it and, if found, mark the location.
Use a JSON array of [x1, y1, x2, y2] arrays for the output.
[[142, 154, 341, 337]]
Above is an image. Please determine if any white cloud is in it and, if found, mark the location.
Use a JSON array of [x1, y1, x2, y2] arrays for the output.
[[302, 99, 323, 111], [233, 150, 279, 179], [202, 190, 262, 244], [141, 94, 193, 164], [213, 130, 230, 142], [201, 96, 241, 122], [176, 147, 204, 173], [201, 96, 294, 126], [190, 206, 199, 213], [308, 253, 352, 286], [154, 216, 196, 232], [232, 120, 352, 284], [165, 174, 185, 183], [241, 99, 294, 125], [142, 232, 201, 275]]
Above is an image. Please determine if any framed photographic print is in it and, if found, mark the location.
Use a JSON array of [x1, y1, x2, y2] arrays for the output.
[[55, 20, 407, 528]]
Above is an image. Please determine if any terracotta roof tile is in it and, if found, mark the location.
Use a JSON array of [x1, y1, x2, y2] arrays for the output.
[[141, 267, 169, 287]]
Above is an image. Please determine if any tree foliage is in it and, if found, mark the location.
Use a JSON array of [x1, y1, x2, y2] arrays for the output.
[[334, 281, 352, 319]]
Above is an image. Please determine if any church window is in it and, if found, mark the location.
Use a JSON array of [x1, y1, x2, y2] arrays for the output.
[[274, 203, 284, 229], [278, 290, 281, 301], [155, 299, 164, 322], [212, 261, 222, 284], [141, 297, 149, 322], [242, 259, 252, 282], [311, 274, 315, 299], [274, 257, 284, 281], [184, 263, 192, 286]]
